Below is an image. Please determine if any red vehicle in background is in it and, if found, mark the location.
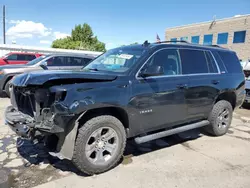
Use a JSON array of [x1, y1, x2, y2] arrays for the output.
[[0, 52, 42, 65]]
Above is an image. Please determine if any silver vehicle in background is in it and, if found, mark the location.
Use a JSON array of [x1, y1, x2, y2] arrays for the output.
[[0, 53, 97, 97], [244, 77, 250, 104]]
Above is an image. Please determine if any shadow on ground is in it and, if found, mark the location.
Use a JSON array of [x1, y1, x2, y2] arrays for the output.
[[241, 103, 250, 110], [0, 92, 8, 98], [16, 138, 84, 175], [17, 128, 202, 176]]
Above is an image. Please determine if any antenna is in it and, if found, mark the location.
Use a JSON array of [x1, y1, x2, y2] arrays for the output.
[[209, 15, 216, 29]]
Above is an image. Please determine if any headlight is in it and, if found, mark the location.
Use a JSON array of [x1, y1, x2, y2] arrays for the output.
[[55, 91, 67, 102], [0, 71, 4, 75]]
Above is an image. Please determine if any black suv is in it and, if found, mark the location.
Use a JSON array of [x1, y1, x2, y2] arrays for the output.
[[5, 41, 245, 175]]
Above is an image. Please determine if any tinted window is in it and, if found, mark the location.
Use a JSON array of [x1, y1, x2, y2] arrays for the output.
[[205, 51, 218, 73], [180, 49, 208, 74], [65, 57, 92, 66], [17, 54, 27, 61], [26, 55, 36, 61], [46, 56, 65, 66], [217, 33, 228, 44], [217, 51, 242, 73], [191, 36, 199, 44], [212, 51, 227, 73], [145, 49, 181, 75], [233, 31, 246, 43], [7, 54, 17, 60], [203, 34, 213, 45]]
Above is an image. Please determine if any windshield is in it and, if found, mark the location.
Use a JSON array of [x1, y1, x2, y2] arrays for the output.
[[26, 55, 48, 65], [83, 47, 145, 72]]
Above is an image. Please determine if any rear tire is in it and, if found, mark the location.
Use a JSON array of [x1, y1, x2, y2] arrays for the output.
[[72, 115, 126, 175], [205, 100, 233, 136]]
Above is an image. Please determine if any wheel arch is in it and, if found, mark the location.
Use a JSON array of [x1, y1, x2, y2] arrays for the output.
[[2, 74, 16, 91], [215, 91, 236, 109], [55, 106, 130, 160]]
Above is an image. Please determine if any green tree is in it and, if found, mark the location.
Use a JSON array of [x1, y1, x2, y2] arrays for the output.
[[52, 23, 105, 51]]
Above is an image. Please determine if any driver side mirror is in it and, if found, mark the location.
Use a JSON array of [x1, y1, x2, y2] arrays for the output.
[[41, 61, 47, 66], [40, 61, 48, 70], [3, 57, 8, 62], [139, 65, 164, 78]]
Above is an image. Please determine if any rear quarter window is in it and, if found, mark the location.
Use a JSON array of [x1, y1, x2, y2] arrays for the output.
[[217, 51, 242, 73]]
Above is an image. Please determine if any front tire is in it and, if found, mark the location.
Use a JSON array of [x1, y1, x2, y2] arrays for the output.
[[72, 115, 126, 175], [206, 100, 233, 136]]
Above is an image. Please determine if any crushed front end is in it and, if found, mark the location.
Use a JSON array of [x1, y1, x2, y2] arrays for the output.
[[5, 84, 75, 146]]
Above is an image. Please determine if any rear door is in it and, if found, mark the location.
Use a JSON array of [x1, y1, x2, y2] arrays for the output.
[[16, 54, 29, 64], [179, 49, 221, 121]]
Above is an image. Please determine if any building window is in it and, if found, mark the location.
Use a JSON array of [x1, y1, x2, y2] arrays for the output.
[[171, 38, 177, 43], [180, 36, 188, 42], [233, 31, 246, 43], [203, 34, 213, 45], [217, 32, 228, 44], [191, 36, 199, 44]]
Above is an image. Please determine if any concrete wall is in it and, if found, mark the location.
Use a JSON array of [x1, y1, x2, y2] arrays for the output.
[[165, 15, 250, 61], [0, 44, 102, 57]]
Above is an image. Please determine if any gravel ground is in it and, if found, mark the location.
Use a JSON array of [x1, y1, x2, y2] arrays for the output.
[[0, 97, 250, 188]]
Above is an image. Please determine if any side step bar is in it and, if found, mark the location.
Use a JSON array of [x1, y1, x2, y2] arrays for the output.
[[134, 120, 209, 144]]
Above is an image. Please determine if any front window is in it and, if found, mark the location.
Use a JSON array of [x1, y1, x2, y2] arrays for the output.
[[26, 55, 48, 65], [83, 47, 145, 72]]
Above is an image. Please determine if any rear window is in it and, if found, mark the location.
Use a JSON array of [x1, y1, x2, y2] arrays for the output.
[[212, 51, 227, 73], [217, 51, 242, 73], [205, 51, 218, 73], [179, 49, 208, 74]]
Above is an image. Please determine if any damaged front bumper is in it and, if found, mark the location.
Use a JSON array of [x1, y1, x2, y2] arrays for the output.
[[5, 104, 75, 140], [5, 105, 36, 138]]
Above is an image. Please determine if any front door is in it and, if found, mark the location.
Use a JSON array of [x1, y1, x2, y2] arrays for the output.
[[129, 48, 189, 134]]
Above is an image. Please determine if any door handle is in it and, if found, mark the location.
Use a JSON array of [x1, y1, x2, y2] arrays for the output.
[[176, 84, 188, 89], [212, 80, 219, 85]]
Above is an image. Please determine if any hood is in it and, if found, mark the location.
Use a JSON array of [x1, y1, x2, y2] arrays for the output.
[[12, 70, 117, 87], [0, 65, 29, 70]]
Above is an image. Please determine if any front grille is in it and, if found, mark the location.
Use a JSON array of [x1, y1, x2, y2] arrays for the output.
[[12, 87, 36, 117]]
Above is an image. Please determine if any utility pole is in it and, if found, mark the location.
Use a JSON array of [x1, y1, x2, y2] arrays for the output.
[[3, 5, 6, 44]]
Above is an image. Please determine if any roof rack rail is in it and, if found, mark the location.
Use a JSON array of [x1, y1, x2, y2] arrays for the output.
[[208, 44, 223, 48], [156, 40, 189, 44]]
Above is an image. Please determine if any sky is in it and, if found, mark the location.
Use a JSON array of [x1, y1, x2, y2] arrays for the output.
[[0, 0, 249, 50]]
